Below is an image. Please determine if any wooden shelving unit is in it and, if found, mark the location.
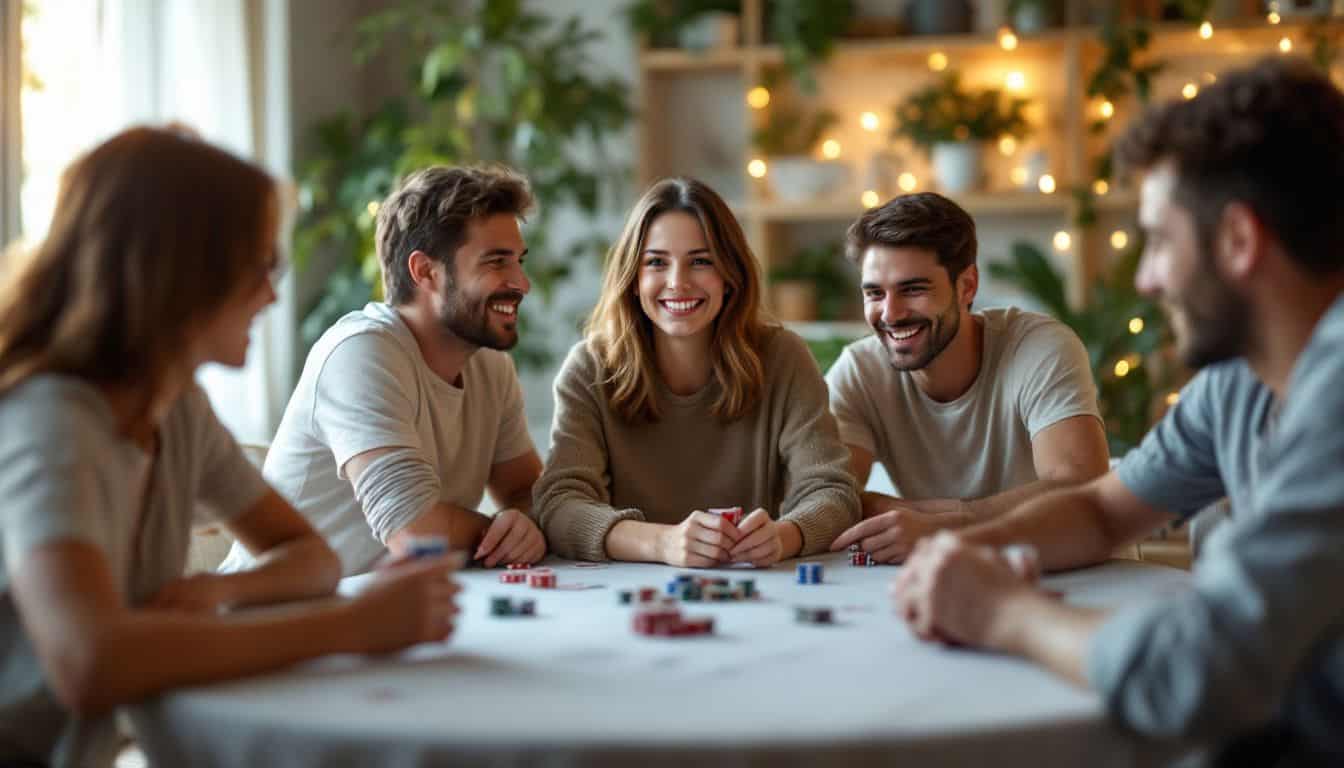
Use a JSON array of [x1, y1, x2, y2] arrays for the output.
[[636, 2, 1326, 339]]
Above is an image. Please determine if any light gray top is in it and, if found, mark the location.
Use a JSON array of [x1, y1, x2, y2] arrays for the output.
[[0, 377, 268, 767], [220, 302, 534, 576], [534, 328, 860, 561], [1093, 295, 1344, 759], [826, 308, 1100, 500]]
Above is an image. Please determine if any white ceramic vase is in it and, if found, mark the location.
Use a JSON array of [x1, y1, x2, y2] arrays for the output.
[[931, 141, 983, 194]]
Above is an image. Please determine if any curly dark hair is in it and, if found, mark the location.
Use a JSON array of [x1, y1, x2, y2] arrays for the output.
[[844, 192, 978, 280], [375, 165, 533, 305], [1115, 57, 1344, 275]]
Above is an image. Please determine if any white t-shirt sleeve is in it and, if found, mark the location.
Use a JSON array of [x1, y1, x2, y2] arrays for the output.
[[312, 332, 424, 477], [825, 344, 878, 455], [186, 387, 271, 524], [1010, 320, 1102, 437], [491, 353, 535, 465]]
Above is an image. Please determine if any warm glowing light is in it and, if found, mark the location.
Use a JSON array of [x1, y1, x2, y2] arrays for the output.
[[1203, 72, 1217, 84], [747, 86, 771, 109], [998, 135, 1018, 156], [1182, 82, 1199, 100], [821, 139, 842, 159], [1279, 37, 1293, 53], [928, 51, 948, 71], [748, 158, 767, 178], [1114, 359, 1131, 378], [1011, 166, 1029, 186], [898, 172, 918, 192], [861, 189, 881, 208], [1128, 317, 1145, 335], [1038, 173, 1056, 194], [1111, 230, 1129, 250], [1198, 21, 1213, 39], [1166, 391, 1181, 406], [1093, 179, 1110, 196], [1268, 11, 1281, 24], [1006, 71, 1026, 92], [860, 111, 880, 132], [999, 28, 1018, 51], [1099, 99, 1115, 119], [1053, 231, 1071, 251], [366, 201, 379, 216]]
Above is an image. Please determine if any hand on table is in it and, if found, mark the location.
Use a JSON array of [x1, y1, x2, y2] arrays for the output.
[[145, 573, 233, 613], [355, 554, 462, 653], [474, 508, 546, 567], [830, 505, 947, 563], [890, 532, 1041, 649], [657, 511, 742, 568], [727, 508, 788, 567]]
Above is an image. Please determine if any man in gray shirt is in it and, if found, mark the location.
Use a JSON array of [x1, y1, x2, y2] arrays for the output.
[[827, 193, 1109, 563], [893, 58, 1344, 764]]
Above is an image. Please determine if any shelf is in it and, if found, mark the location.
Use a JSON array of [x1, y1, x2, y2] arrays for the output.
[[744, 190, 1075, 222], [638, 19, 1319, 73]]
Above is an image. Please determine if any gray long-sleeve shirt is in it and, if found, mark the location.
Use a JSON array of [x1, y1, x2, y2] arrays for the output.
[[1092, 295, 1344, 759]]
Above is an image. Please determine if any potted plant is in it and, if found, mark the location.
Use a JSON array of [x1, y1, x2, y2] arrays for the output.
[[766, 0, 856, 93], [1005, 0, 1065, 34], [768, 241, 853, 323], [752, 104, 848, 202], [892, 72, 1030, 194], [625, 0, 741, 50]]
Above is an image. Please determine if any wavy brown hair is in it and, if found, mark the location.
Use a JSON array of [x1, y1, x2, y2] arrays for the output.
[[586, 177, 770, 424], [0, 126, 277, 417]]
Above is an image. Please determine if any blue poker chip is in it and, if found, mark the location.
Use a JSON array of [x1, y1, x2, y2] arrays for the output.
[[407, 536, 448, 558]]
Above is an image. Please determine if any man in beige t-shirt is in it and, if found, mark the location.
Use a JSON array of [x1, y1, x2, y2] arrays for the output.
[[827, 193, 1109, 563]]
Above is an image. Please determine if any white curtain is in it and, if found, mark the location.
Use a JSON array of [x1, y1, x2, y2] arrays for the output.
[[45, 0, 295, 443]]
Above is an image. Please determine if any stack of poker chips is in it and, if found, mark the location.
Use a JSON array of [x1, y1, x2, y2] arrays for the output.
[[490, 596, 537, 617], [794, 606, 834, 625], [499, 571, 527, 584], [706, 506, 744, 526], [528, 569, 557, 588], [796, 561, 824, 584], [663, 574, 759, 602], [406, 535, 448, 559], [849, 550, 875, 567], [632, 600, 715, 637]]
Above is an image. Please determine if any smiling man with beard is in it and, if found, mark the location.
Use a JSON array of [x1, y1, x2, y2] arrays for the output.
[[220, 166, 546, 576], [826, 192, 1110, 563]]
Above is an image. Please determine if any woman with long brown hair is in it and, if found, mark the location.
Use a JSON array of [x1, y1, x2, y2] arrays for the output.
[[534, 177, 858, 566], [0, 127, 460, 768]]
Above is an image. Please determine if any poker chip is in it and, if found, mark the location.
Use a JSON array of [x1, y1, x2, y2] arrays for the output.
[[796, 561, 824, 584], [499, 572, 527, 584], [491, 595, 537, 618], [795, 606, 834, 624], [528, 569, 557, 589], [406, 536, 448, 559], [849, 551, 873, 567], [506, 563, 533, 571], [706, 506, 744, 526]]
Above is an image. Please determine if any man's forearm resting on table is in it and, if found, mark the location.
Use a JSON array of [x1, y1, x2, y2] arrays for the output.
[[390, 501, 493, 555], [987, 589, 1106, 687], [217, 534, 341, 608]]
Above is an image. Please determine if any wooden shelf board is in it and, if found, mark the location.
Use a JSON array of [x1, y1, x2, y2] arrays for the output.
[[744, 190, 1074, 222]]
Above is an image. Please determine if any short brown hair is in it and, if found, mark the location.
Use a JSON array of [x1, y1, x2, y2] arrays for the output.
[[844, 192, 977, 279], [1115, 57, 1344, 275], [375, 165, 533, 304]]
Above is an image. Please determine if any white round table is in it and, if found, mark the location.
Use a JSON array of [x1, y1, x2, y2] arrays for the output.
[[130, 552, 1193, 767]]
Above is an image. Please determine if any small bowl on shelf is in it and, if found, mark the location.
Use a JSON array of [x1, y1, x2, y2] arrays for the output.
[[765, 157, 850, 203]]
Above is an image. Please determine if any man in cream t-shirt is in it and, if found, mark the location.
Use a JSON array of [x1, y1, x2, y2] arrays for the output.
[[222, 165, 547, 575], [827, 192, 1110, 563]]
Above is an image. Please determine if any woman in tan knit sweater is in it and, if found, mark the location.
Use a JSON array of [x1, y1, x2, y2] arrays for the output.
[[533, 178, 859, 567]]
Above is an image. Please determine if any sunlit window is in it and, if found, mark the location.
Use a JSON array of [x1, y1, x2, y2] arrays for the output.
[[19, 1, 104, 241]]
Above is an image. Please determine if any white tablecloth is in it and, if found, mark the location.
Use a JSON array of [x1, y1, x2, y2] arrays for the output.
[[130, 553, 1194, 767]]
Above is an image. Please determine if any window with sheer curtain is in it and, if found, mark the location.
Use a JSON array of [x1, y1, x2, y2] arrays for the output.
[[4, 0, 294, 444]]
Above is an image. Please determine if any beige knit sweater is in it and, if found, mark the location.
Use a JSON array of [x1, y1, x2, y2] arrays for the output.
[[534, 327, 860, 561]]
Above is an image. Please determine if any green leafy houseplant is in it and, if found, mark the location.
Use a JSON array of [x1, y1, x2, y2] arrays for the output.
[[768, 242, 853, 321], [892, 72, 1030, 150], [625, 0, 740, 49], [989, 241, 1176, 454], [294, 0, 632, 371], [767, 0, 856, 94], [751, 102, 838, 156]]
